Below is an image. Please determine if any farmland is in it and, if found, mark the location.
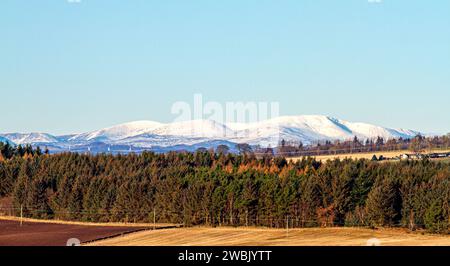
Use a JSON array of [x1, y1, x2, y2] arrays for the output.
[[1, 215, 448, 246], [289, 149, 450, 162], [0, 217, 177, 246], [88, 227, 450, 246], [1, 148, 449, 237]]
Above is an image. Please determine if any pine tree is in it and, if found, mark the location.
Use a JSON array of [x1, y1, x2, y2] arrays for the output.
[[35, 146, 42, 156], [366, 178, 400, 227], [68, 178, 84, 220], [27, 177, 52, 218], [424, 200, 447, 233], [12, 163, 30, 216], [16, 145, 24, 157]]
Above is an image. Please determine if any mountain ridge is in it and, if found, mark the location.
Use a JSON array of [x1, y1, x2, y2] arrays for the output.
[[0, 115, 422, 153]]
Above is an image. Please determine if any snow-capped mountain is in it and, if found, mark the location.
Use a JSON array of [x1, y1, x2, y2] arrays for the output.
[[69, 121, 163, 142], [1, 115, 421, 153], [228, 116, 419, 146], [0, 133, 58, 145]]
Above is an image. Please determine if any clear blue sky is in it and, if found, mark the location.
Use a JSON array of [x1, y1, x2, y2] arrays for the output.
[[1, 0, 449, 135]]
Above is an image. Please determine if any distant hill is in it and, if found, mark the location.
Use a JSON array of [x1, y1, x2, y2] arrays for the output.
[[0, 115, 421, 153]]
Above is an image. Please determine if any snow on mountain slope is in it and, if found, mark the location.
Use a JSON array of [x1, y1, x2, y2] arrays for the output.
[[339, 120, 420, 141], [388, 128, 422, 138], [114, 120, 234, 148], [271, 116, 353, 137], [69, 121, 163, 142], [1, 133, 58, 144], [228, 116, 364, 145], [149, 119, 233, 139]]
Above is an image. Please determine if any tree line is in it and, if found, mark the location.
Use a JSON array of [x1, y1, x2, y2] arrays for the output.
[[274, 134, 450, 157], [0, 145, 449, 233]]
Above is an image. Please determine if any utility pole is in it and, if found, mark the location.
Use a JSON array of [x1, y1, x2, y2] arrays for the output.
[[20, 204, 23, 227], [245, 210, 249, 227], [153, 208, 156, 230], [286, 215, 289, 238], [230, 197, 233, 226]]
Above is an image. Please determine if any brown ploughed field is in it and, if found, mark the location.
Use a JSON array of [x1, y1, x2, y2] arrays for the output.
[[0, 217, 176, 246]]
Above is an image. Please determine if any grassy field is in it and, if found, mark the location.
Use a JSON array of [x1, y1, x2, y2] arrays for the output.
[[87, 227, 450, 246], [289, 149, 450, 162]]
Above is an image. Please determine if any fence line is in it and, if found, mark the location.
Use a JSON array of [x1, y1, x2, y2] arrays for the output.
[[0, 206, 443, 229]]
